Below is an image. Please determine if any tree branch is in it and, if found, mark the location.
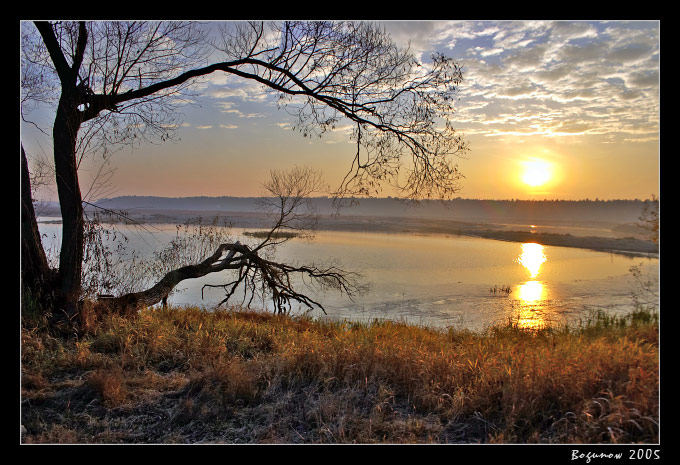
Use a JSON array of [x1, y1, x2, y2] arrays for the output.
[[71, 22, 88, 76], [33, 21, 73, 85], [101, 167, 362, 316]]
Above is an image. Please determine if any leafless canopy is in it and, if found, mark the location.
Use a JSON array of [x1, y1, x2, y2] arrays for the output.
[[22, 21, 209, 158], [21, 20, 467, 320], [22, 20, 468, 201], [214, 21, 468, 201], [110, 167, 362, 315]]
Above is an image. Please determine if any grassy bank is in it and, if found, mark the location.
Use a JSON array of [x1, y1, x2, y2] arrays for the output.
[[21, 305, 659, 444]]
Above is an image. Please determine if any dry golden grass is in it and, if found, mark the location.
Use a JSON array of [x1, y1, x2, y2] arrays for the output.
[[21, 305, 659, 444]]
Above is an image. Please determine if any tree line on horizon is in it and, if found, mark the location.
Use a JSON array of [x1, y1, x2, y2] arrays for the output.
[[88, 195, 656, 204]]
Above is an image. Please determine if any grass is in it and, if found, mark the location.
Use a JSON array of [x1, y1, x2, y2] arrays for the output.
[[20, 303, 659, 444]]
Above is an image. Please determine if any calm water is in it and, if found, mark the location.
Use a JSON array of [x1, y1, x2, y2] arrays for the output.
[[37, 219, 659, 332]]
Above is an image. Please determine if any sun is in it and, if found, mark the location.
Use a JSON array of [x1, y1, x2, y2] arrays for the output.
[[521, 159, 552, 187]]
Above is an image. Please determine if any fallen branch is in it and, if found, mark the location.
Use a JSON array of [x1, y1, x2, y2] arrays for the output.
[[103, 240, 360, 316], [97, 167, 364, 317]]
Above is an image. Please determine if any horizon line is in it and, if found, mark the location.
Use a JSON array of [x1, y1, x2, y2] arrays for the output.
[[83, 195, 658, 203]]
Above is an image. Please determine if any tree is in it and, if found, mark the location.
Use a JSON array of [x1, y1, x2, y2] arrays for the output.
[[638, 194, 659, 245], [629, 194, 659, 313], [21, 20, 468, 324], [101, 166, 363, 317], [21, 145, 56, 304]]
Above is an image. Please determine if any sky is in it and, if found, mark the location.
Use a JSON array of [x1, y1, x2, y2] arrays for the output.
[[22, 20, 660, 202]]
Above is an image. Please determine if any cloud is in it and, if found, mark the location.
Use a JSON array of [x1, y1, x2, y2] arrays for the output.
[[608, 43, 653, 63], [203, 74, 270, 103], [497, 83, 538, 99], [504, 43, 550, 70], [331, 123, 355, 134], [534, 64, 572, 83], [215, 101, 241, 114], [383, 21, 439, 50], [558, 41, 609, 63], [180, 21, 659, 151], [618, 89, 643, 101], [480, 48, 504, 57], [201, 72, 231, 86], [447, 20, 658, 145], [556, 121, 592, 134], [549, 21, 599, 41], [214, 101, 267, 119], [207, 87, 245, 99], [383, 21, 504, 61], [622, 136, 659, 143], [626, 70, 659, 88]]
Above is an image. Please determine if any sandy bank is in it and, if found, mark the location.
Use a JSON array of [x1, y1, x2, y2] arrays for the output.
[[461, 228, 657, 257]]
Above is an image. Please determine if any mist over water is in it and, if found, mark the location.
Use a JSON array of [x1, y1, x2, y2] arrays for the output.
[[37, 219, 659, 332]]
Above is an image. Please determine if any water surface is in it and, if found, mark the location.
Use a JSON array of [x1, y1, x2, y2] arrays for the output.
[[37, 220, 659, 332]]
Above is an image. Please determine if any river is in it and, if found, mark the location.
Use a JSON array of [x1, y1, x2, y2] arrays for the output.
[[36, 219, 659, 332]]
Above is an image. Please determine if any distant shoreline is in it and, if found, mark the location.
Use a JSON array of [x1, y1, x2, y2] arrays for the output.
[[461, 229, 657, 257], [38, 207, 658, 258]]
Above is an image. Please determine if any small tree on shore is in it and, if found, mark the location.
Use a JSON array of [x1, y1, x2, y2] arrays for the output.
[[638, 194, 659, 245], [629, 194, 659, 313]]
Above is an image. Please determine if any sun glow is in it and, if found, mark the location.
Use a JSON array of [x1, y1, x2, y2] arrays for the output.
[[521, 159, 552, 187]]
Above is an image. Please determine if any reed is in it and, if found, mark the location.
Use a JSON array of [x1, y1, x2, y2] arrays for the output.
[[21, 304, 658, 444]]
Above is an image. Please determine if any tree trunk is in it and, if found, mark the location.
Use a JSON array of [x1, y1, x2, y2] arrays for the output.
[[52, 90, 85, 320], [21, 145, 56, 300]]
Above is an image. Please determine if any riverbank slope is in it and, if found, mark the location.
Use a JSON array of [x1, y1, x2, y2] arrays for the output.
[[21, 306, 659, 444]]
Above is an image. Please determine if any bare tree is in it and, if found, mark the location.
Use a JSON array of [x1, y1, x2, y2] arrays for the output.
[[21, 20, 468, 324], [103, 167, 361, 316], [628, 194, 659, 314], [214, 21, 468, 200], [638, 194, 659, 245]]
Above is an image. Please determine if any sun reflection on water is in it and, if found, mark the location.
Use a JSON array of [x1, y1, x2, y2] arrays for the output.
[[517, 242, 546, 278], [512, 243, 550, 330], [511, 306, 547, 330], [517, 280, 545, 302]]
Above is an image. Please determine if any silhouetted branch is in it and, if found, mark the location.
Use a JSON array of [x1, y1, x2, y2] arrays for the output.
[[24, 21, 468, 201], [102, 167, 363, 316]]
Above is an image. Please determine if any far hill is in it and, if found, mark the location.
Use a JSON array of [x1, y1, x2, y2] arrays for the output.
[[35, 196, 657, 256], [89, 196, 650, 226]]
